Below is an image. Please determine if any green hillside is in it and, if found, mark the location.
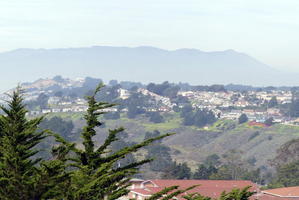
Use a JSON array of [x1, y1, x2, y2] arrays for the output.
[[46, 112, 299, 172]]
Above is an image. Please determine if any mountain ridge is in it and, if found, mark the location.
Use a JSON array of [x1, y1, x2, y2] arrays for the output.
[[1, 46, 298, 91]]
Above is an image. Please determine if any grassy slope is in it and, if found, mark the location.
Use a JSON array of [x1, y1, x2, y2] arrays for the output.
[[50, 112, 299, 170]]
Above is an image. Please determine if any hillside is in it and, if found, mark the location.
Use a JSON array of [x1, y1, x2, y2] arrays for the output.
[[1, 46, 299, 91], [45, 112, 299, 172]]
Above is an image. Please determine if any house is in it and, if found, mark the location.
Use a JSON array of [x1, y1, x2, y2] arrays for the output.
[[126, 179, 259, 200], [257, 186, 299, 199], [248, 121, 268, 127], [52, 108, 61, 113], [41, 109, 51, 114], [118, 89, 131, 99]]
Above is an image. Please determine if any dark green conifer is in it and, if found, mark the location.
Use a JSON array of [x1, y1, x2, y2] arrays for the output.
[[0, 87, 68, 199], [53, 84, 173, 200]]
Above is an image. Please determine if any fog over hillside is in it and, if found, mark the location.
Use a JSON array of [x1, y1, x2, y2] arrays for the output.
[[1, 46, 299, 91]]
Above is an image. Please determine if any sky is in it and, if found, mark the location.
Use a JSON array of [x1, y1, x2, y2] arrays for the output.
[[1, 0, 299, 71]]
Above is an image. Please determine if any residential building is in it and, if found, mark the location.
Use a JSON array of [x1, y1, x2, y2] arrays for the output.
[[257, 186, 299, 199], [126, 179, 259, 200]]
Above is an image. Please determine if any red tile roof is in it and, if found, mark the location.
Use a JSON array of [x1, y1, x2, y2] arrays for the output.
[[262, 186, 299, 198], [248, 121, 268, 127], [256, 194, 299, 200], [130, 179, 258, 199]]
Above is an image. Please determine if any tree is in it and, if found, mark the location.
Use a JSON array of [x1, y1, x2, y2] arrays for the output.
[[0, 88, 68, 199], [193, 164, 217, 179], [268, 96, 278, 108], [54, 91, 63, 97], [204, 154, 221, 167], [269, 160, 299, 188], [180, 104, 193, 118], [39, 116, 75, 140], [182, 108, 216, 128], [144, 131, 173, 172], [288, 91, 299, 117], [110, 132, 136, 168], [148, 112, 164, 123], [164, 162, 192, 179], [36, 93, 49, 109], [149, 185, 254, 200], [219, 186, 255, 200], [264, 117, 274, 126], [52, 84, 173, 199], [146, 81, 179, 98], [210, 150, 245, 180], [238, 114, 248, 124], [124, 92, 149, 118], [241, 168, 262, 184]]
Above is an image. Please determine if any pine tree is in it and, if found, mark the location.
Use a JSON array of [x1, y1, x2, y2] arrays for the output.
[[0, 87, 68, 199], [53, 84, 174, 199]]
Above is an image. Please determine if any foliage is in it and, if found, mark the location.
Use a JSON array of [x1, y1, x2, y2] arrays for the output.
[[219, 186, 255, 200], [181, 104, 216, 128], [147, 81, 180, 98], [39, 116, 75, 140], [144, 131, 173, 172], [193, 85, 226, 92], [0, 85, 175, 200], [110, 132, 136, 168], [238, 114, 248, 124], [274, 138, 299, 165], [148, 112, 164, 123], [288, 92, 299, 117], [193, 164, 217, 179], [208, 151, 262, 183], [27, 93, 49, 110], [51, 84, 174, 199], [145, 185, 254, 200], [264, 117, 274, 126], [163, 162, 192, 179], [123, 92, 150, 118], [268, 96, 278, 108], [0, 88, 69, 199], [269, 160, 299, 188]]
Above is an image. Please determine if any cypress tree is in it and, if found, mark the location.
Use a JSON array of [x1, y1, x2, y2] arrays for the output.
[[0, 87, 68, 199], [53, 84, 174, 200]]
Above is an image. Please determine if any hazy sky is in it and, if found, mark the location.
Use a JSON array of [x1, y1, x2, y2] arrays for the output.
[[1, 0, 299, 71]]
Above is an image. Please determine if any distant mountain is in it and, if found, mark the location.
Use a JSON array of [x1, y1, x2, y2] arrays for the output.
[[1, 46, 299, 91]]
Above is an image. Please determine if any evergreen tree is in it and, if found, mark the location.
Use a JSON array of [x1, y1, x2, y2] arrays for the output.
[[0, 88, 68, 199], [238, 114, 248, 124], [219, 186, 255, 200], [53, 84, 173, 199], [268, 96, 278, 108]]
